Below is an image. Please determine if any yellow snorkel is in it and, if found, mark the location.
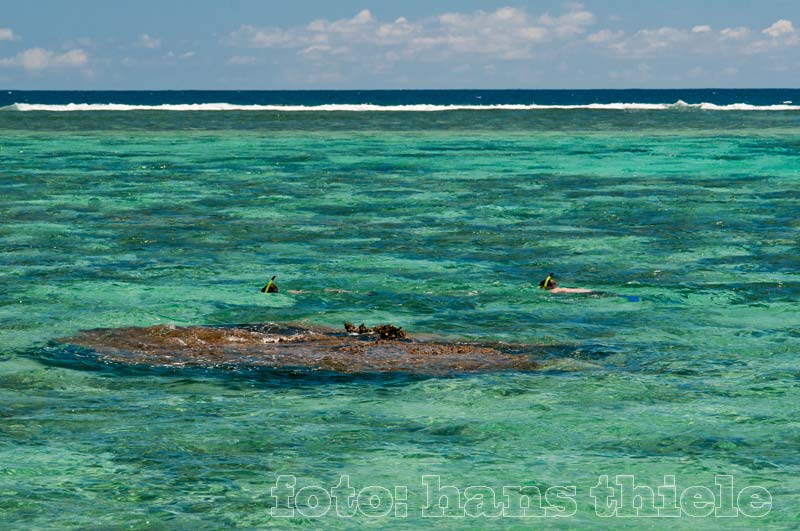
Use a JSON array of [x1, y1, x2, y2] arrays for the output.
[[261, 275, 277, 293], [539, 273, 555, 290]]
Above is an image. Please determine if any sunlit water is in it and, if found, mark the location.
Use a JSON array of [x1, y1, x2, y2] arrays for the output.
[[1, 99, 799, 529]]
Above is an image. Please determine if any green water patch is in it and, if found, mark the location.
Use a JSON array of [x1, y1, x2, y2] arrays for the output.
[[2, 110, 800, 529]]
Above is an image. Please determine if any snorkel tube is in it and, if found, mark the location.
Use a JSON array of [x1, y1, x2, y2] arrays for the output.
[[261, 275, 277, 293]]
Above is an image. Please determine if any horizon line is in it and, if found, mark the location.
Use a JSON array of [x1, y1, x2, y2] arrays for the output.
[[2, 87, 799, 92]]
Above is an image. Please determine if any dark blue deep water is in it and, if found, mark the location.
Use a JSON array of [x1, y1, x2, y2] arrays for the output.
[[1, 88, 800, 107]]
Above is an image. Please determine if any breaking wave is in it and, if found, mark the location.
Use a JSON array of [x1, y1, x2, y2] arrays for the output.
[[2, 100, 800, 112]]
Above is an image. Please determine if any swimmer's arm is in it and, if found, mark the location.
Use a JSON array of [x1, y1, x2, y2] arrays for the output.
[[547, 287, 593, 294]]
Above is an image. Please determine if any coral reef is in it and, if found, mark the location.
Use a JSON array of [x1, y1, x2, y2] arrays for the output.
[[62, 322, 541, 375]]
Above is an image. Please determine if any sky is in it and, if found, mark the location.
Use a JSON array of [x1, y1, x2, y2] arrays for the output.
[[1, 0, 799, 89]]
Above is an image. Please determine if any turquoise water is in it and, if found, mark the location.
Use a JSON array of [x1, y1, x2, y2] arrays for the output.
[[1, 107, 799, 529]]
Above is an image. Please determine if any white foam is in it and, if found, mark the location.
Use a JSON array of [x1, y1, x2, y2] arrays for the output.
[[697, 102, 799, 111], [1, 101, 799, 112]]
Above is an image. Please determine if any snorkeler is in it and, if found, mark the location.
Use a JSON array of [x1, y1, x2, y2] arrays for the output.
[[538, 273, 592, 294], [257, 276, 348, 295], [260, 275, 278, 293], [539, 273, 556, 290]]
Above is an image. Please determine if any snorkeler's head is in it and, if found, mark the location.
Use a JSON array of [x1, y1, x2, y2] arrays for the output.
[[261, 275, 278, 293], [538, 273, 556, 290]]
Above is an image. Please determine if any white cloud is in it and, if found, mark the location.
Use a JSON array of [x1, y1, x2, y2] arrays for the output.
[[597, 21, 798, 59], [230, 25, 299, 48], [138, 33, 161, 49], [607, 27, 692, 58], [52, 49, 88, 67], [228, 6, 594, 61], [763, 19, 794, 38], [223, 8, 800, 82], [587, 29, 623, 44], [0, 48, 88, 71], [377, 17, 416, 39], [720, 27, 749, 40], [227, 55, 256, 65], [307, 8, 374, 32], [419, 7, 554, 60], [538, 8, 595, 37], [300, 44, 350, 58], [18, 48, 51, 70], [0, 28, 15, 41], [745, 19, 798, 54]]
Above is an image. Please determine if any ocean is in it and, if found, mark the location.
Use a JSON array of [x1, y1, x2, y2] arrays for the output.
[[1, 89, 798, 530]]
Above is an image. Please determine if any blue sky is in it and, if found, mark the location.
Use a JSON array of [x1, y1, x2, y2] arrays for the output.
[[1, 0, 799, 89]]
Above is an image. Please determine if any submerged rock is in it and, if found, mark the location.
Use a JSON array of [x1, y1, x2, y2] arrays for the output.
[[61, 322, 542, 375]]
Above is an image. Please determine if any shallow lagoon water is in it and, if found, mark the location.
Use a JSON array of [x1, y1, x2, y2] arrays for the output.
[[1, 101, 800, 529]]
